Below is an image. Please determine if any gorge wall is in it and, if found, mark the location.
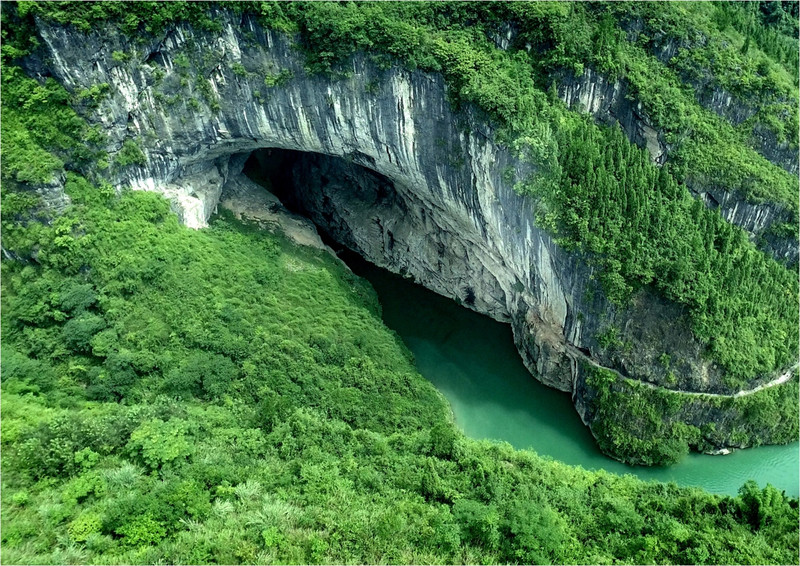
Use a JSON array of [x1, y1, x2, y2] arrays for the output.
[[490, 25, 798, 265], [25, 10, 794, 458]]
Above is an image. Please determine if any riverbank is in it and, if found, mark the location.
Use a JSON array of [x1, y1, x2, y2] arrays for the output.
[[343, 250, 800, 497]]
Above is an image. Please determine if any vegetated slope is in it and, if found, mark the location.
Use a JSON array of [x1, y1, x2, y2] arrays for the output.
[[620, 1, 799, 152], [1, 7, 798, 563], [11, 1, 799, 384], [2, 183, 799, 565]]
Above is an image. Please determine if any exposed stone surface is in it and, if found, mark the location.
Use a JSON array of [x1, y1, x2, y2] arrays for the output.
[[630, 23, 799, 176], [688, 183, 797, 263], [558, 68, 668, 166], [690, 85, 798, 174], [219, 164, 336, 254], [160, 158, 229, 229], [24, 11, 795, 458]]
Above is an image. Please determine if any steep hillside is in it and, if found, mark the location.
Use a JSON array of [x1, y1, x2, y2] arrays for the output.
[[3, 191, 797, 564], [5, 0, 796, 461]]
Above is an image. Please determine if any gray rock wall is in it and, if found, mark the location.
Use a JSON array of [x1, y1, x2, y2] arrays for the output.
[[557, 67, 668, 166], [632, 25, 799, 176]]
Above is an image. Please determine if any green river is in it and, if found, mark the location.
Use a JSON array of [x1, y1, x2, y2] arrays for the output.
[[345, 253, 799, 498]]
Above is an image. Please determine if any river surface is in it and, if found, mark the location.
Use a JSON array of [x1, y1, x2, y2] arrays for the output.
[[344, 252, 799, 498]]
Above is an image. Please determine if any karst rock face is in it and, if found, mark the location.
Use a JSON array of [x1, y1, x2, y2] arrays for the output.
[[24, 10, 789, 452]]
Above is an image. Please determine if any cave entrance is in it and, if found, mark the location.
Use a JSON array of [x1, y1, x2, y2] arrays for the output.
[[242, 148, 304, 209], [240, 147, 401, 255], [242, 148, 397, 215]]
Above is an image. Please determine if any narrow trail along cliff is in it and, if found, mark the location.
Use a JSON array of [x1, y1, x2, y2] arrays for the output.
[[568, 343, 798, 399]]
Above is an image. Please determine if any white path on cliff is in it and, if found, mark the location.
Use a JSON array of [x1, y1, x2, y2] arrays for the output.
[[567, 345, 797, 398]]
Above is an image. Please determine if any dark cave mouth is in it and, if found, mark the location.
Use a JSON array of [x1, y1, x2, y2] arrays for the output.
[[241, 147, 397, 216], [239, 147, 492, 312], [241, 148, 301, 207], [240, 147, 403, 255], [242, 148, 488, 312]]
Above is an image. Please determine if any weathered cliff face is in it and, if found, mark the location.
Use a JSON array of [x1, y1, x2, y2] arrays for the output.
[[692, 87, 799, 177], [556, 68, 798, 264], [25, 11, 788, 456], [492, 22, 797, 258], [688, 184, 797, 263]]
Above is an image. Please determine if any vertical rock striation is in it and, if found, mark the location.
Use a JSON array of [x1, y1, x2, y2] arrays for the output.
[[556, 67, 797, 263]]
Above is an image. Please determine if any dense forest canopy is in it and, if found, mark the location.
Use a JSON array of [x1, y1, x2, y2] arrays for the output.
[[1, 1, 798, 564]]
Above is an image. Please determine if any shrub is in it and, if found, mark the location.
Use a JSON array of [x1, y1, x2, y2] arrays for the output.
[[68, 511, 103, 542], [453, 499, 500, 550]]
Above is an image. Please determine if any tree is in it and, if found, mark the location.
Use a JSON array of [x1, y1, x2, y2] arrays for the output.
[[738, 480, 788, 530], [502, 500, 569, 564], [127, 418, 192, 471], [453, 499, 500, 550]]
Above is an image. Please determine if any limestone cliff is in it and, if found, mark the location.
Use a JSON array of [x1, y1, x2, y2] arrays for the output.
[[489, 24, 798, 264], [22, 10, 795, 459], [647, 32, 799, 177]]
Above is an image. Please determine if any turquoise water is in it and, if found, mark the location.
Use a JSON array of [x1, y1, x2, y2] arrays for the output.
[[347, 254, 799, 497]]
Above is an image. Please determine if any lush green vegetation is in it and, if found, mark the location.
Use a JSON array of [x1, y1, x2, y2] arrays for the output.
[[3, 185, 799, 564], [10, 0, 225, 35], [243, 1, 798, 383], [527, 116, 798, 387], [713, 1, 799, 84], [0, 66, 107, 186], [2, 3, 798, 562], [602, 2, 798, 148], [585, 365, 799, 466]]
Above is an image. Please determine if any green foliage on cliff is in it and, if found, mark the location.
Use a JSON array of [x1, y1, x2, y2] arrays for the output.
[[585, 365, 800, 466], [2, 4, 799, 561], [0, 66, 105, 186], [601, 2, 798, 146], [524, 116, 798, 386], [710, 2, 798, 83], [113, 140, 147, 169], [14, 0, 224, 35]]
